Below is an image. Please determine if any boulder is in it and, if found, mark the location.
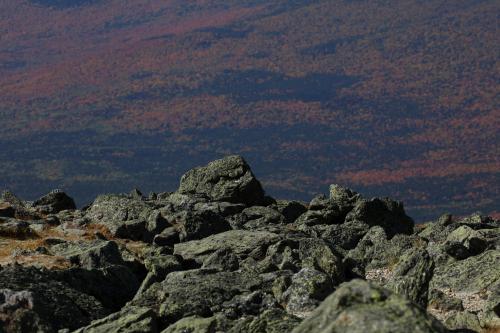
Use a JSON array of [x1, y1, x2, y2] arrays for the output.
[[74, 306, 159, 333], [292, 279, 447, 333], [132, 268, 262, 323], [161, 315, 216, 333], [174, 230, 281, 264], [32, 190, 76, 214], [85, 194, 156, 240], [282, 268, 334, 318], [178, 155, 265, 205], [0, 265, 109, 332], [0, 202, 15, 218], [429, 249, 500, 330], [226, 308, 301, 333], [166, 209, 231, 242], [345, 198, 414, 237]]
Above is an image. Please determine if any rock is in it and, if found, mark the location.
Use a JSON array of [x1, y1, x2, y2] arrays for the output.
[[226, 308, 301, 333], [443, 225, 489, 259], [308, 220, 370, 250], [292, 279, 447, 333], [345, 198, 414, 237], [85, 194, 155, 240], [161, 315, 216, 333], [167, 209, 231, 242], [0, 265, 109, 332], [429, 249, 500, 330], [0, 218, 36, 239], [174, 230, 281, 264], [74, 306, 159, 333], [282, 268, 334, 318], [385, 248, 434, 307], [134, 255, 183, 298], [132, 268, 262, 323], [230, 206, 285, 230], [153, 227, 180, 247], [32, 189, 76, 214], [274, 200, 307, 224], [295, 195, 344, 226], [329, 184, 361, 216], [178, 155, 265, 205], [0, 202, 15, 218], [202, 248, 240, 271], [344, 226, 422, 278], [49, 240, 126, 269]]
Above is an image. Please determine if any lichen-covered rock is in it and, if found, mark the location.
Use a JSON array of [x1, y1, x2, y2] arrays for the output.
[[282, 268, 334, 318], [226, 308, 301, 333], [85, 194, 157, 240], [178, 155, 265, 205], [165, 209, 231, 242], [161, 315, 216, 333], [385, 248, 434, 307], [230, 206, 285, 230], [49, 240, 126, 269], [292, 279, 447, 333], [132, 268, 262, 323], [0, 265, 110, 332], [173, 230, 280, 264], [345, 198, 414, 237], [74, 306, 158, 333], [429, 249, 500, 330]]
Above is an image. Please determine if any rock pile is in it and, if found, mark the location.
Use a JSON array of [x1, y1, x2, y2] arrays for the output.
[[0, 155, 498, 333]]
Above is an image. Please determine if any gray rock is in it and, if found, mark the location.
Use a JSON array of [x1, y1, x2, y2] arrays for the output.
[[32, 190, 76, 214], [74, 306, 158, 333], [166, 209, 231, 242], [345, 198, 414, 237], [429, 250, 500, 330], [50, 240, 126, 269], [178, 155, 265, 205], [292, 279, 447, 333], [0, 265, 109, 332], [174, 230, 280, 264], [161, 315, 216, 333], [274, 200, 307, 224], [282, 268, 334, 318], [85, 194, 155, 240], [0, 202, 16, 218], [0, 218, 36, 239], [226, 308, 301, 333], [132, 268, 262, 323], [386, 248, 434, 307], [230, 206, 285, 230]]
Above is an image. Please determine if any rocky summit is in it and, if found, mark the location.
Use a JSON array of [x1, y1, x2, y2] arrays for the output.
[[0, 156, 498, 333]]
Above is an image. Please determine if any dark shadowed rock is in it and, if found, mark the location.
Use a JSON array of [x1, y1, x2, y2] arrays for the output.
[[166, 209, 231, 242], [32, 190, 76, 214], [178, 155, 265, 205], [292, 279, 447, 333], [0, 265, 109, 332], [345, 198, 414, 237]]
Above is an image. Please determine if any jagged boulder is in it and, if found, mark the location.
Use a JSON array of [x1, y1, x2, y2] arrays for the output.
[[292, 279, 447, 333], [85, 194, 163, 241], [428, 249, 500, 331], [178, 155, 265, 205], [32, 190, 76, 214], [73, 306, 159, 333], [174, 230, 281, 264], [345, 198, 414, 237], [0, 265, 110, 332]]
